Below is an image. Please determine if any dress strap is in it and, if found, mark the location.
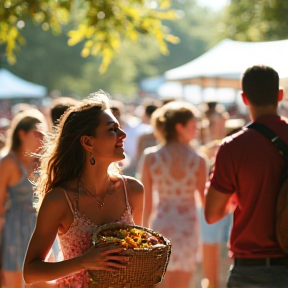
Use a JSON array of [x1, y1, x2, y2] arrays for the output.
[[62, 189, 75, 214], [7, 152, 28, 176], [120, 175, 130, 208], [75, 181, 80, 213]]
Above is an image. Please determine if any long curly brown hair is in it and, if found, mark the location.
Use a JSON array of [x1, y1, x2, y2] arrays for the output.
[[35, 91, 109, 205]]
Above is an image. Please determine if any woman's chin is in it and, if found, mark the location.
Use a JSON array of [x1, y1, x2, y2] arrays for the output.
[[113, 152, 126, 162]]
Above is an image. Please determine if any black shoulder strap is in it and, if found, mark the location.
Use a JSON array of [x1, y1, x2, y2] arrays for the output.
[[247, 122, 288, 180]]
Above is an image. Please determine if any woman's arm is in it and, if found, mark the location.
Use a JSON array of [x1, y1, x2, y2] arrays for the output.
[[126, 177, 144, 226], [24, 189, 128, 284], [195, 156, 208, 207], [139, 154, 153, 228], [0, 158, 12, 229]]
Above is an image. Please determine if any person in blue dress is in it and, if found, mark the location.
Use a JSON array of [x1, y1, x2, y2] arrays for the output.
[[0, 109, 47, 288]]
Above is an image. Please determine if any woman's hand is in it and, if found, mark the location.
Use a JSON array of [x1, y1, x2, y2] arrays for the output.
[[80, 246, 129, 271]]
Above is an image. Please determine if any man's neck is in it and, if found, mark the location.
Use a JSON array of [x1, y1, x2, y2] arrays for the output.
[[249, 104, 278, 121]]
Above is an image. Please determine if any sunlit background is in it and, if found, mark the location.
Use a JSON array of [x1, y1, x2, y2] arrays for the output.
[[1, 0, 288, 114]]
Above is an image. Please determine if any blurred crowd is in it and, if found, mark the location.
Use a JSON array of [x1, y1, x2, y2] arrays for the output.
[[0, 84, 288, 288]]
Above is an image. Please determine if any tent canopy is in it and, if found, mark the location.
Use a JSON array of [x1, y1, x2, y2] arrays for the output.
[[165, 39, 288, 88], [0, 69, 47, 99]]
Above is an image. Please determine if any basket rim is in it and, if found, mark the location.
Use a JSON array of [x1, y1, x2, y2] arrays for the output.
[[92, 223, 171, 248]]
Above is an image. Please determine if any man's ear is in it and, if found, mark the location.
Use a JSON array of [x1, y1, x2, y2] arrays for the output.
[[241, 92, 249, 106], [80, 135, 93, 151], [278, 88, 284, 102]]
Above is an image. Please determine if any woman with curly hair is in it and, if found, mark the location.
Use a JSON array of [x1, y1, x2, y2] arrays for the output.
[[23, 91, 144, 287]]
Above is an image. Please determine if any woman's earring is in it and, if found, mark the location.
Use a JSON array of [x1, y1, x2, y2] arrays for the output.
[[90, 152, 95, 165]]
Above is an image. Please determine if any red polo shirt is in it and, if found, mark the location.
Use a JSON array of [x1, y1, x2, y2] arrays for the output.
[[211, 115, 288, 258]]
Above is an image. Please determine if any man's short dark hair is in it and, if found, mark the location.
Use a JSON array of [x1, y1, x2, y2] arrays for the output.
[[50, 97, 79, 125], [145, 105, 158, 118], [207, 101, 217, 110], [242, 65, 279, 106]]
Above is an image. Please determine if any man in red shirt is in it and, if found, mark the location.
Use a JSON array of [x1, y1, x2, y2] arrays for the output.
[[205, 65, 288, 288]]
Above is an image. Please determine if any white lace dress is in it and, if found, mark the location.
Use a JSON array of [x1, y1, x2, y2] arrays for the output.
[[145, 143, 202, 273]]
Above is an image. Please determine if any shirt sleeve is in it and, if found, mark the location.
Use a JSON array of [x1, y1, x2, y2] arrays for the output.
[[210, 141, 236, 194]]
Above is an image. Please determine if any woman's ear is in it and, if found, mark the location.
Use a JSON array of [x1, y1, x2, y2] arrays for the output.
[[80, 135, 94, 152], [18, 129, 26, 142], [175, 123, 184, 134]]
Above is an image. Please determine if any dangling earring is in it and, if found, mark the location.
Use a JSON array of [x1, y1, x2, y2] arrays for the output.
[[90, 152, 95, 165]]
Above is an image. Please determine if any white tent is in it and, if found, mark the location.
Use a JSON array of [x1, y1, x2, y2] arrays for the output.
[[0, 69, 47, 99], [165, 38, 288, 88]]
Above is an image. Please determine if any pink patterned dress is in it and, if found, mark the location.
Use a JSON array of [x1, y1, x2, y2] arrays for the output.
[[57, 176, 135, 288], [145, 144, 202, 273]]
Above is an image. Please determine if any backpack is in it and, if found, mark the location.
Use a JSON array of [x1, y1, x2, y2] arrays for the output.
[[247, 122, 288, 254]]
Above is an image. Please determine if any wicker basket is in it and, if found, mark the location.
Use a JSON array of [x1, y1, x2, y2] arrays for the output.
[[88, 223, 172, 288]]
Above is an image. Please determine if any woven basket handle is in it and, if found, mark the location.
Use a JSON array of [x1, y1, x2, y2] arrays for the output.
[[92, 226, 103, 247]]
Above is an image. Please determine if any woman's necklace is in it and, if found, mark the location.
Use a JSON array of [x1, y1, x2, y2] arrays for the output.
[[80, 176, 113, 209]]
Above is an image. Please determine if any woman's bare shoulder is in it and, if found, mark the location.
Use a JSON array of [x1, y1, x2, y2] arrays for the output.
[[143, 144, 162, 156], [0, 155, 17, 169], [0, 156, 19, 182], [41, 186, 73, 213], [36, 187, 74, 231], [124, 176, 144, 194], [45, 181, 78, 200], [45, 187, 67, 200], [141, 145, 163, 166], [112, 174, 144, 194]]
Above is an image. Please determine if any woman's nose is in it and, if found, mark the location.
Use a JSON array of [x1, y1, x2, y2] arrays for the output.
[[119, 128, 126, 139]]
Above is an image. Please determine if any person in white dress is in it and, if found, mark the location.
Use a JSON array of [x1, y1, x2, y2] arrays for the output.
[[139, 101, 207, 288]]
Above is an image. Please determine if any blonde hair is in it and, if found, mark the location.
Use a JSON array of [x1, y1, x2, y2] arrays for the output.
[[151, 101, 199, 142]]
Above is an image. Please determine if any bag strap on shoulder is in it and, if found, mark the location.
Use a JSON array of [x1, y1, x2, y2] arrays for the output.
[[247, 122, 288, 180]]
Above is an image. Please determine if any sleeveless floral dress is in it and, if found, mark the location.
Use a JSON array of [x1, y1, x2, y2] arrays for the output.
[[57, 176, 135, 288], [2, 152, 36, 271], [146, 144, 202, 273]]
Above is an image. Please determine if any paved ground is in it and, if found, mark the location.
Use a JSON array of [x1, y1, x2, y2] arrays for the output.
[[190, 244, 232, 288]]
